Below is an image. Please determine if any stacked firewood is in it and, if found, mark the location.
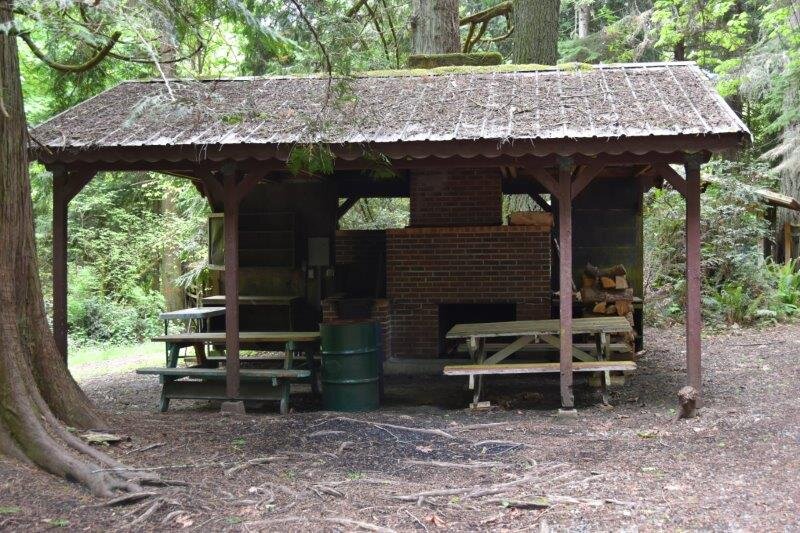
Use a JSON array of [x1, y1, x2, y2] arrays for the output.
[[580, 263, 635, 345]]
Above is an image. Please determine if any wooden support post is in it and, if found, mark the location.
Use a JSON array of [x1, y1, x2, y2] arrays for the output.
[[557, 159, 574, 410], [222, 165, 241, 399], [784, 221, 793, 264], [685, 158, 702, 402], [51, 166, 94, 363]]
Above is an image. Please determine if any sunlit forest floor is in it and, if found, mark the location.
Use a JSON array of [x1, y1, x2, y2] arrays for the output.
[[68, 342, 163, 380], [1, 325, 798, 531]]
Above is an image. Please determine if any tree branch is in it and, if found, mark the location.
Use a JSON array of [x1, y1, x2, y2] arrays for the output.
[[347, 0, 369, 18], [460, 1, 512, 26], [286, 0, 331, 79], [460, 1, 513, 52], [19, 31, 122, 73]]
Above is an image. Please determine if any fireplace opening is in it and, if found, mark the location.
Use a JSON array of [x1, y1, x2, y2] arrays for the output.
[[438, 303, 516, 357]]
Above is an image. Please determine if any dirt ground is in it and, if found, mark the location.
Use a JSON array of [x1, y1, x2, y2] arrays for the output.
[[1, 325, 799, 532]]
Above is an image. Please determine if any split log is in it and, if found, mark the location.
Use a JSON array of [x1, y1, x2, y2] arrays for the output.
[[592, 302, 607, 314], [581, 287, 634, 303], [508, 211, 553, 227], [615, 276, 628, 290], [605, 304, 617, 315], [601, 264, 627, 278], [600, 276, 616, 289], [615, 300, 631, 316]]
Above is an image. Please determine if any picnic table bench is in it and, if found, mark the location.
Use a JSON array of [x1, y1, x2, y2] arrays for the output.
[[444, 317, 635, 407], [139, 331, 320, 414]]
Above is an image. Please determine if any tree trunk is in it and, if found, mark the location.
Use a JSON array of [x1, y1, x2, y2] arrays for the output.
[[577, 1, 591, 38], [161, 190, 184, 311], [674, 38, 685, 61], [410, 0, 460, 54], [0, 1, 150, 496], [158, 39, 184, 312], [512, 0, 560, 65]]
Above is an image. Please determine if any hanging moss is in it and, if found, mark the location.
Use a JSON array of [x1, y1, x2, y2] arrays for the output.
[[406, 52, 503, 69]]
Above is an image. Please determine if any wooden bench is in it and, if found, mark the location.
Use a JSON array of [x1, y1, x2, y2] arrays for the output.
[[443, 361, 636, 376], [454, 342, 633, 356], [445, 317, 634, 407], [143, 331, 321, 414], [136, 367, 310, 414]]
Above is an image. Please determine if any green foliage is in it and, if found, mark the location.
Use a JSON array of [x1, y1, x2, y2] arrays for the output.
[[287, 143, 336, 176], [339, 198, 410, 230], [644, 157, 800, 328]]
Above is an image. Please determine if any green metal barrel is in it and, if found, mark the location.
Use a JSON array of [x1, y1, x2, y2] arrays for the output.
[[320, 321, 380, 412]]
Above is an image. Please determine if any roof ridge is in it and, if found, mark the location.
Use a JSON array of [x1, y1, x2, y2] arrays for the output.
[[119, 61, 701, 85]]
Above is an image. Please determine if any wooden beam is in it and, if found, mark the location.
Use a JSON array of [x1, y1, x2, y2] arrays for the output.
[[528, 193, 551, 212], [337, 197, 360, 219], [236, 172, 262, 203], [50, 167, 95, 362], [531, 167, 559, 198], [654, 163, 686, 197], [685, 157, 702, 404], [198, 171, 224, 211], [571, 162, 605, 200], [557, 158, 575, 409], [222, 166, 241, 399]]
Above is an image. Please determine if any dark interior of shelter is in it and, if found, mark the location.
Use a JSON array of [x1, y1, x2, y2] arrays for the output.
[[202, 166, 644, 360]]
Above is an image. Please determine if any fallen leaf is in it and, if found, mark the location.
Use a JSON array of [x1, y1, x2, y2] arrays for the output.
[[175, 514, 194, 528], [424, 514, 447, 527]]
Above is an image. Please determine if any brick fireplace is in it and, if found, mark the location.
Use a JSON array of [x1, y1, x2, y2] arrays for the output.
[[385, 225, 551, 358]]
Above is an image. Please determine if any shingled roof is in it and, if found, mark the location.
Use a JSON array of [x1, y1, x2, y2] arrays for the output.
[[30, 62, 749, 163]]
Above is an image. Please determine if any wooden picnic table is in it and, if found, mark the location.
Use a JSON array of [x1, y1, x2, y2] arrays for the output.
[[141, 331, 321, 413], [445, 317, 634, 407], [152, 331, 321, 344], [158, 307, 227, 366], [201, 295, 301, 306], [159, 307, 226, 321]]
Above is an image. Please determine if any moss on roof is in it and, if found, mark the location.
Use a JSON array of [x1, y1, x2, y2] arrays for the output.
[[357, 61, 593, 78], [406, 52, 503, 69]]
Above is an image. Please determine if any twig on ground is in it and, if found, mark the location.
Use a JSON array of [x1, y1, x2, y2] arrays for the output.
[[450, 422, 510, 432], [311, 483, 345, 498], [308, 430, 347, 438], [261, 481, 301, 498], [126, 499, 165, 528], [474, 439, 524, 447], [403, 508, 428, 532], [394, 474, 538, 502], [224, 456, 280, 477], [401, 459, 506, 469], [126, 442, 166, 454], [324, 517, 396, 533], [333, 417, 456, 439]]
